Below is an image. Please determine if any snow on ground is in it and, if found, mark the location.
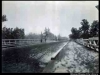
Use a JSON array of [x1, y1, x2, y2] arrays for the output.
[[43, 41, 99, 73]]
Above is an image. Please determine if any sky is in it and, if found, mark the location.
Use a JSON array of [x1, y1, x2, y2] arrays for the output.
[[2, 1, 98, 37]]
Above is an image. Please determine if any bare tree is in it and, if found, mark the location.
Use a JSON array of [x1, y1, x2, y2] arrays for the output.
[[44, 28, 49, 42]]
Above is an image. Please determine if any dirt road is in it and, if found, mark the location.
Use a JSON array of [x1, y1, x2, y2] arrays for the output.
[[43, 40, 99, 73], [2, 41, 99, 73]]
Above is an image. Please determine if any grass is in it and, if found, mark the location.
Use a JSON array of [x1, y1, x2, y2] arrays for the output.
[[2, 42, 63, 73]]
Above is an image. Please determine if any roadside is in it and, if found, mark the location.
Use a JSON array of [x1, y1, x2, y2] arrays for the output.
[[2, 42, 66, 73], [43, 40, 99, 73]]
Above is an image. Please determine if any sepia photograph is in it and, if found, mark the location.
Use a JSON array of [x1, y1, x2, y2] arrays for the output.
[[2, 1, 99, 73]]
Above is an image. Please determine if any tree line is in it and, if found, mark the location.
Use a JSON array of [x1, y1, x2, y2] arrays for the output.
[[25, 28, 58, 42], [2, 15, 57, 41], [2, 27, 25, 39], [2, 15, 25, 39], [2, 15, 68, 42], [69, 19, 99, 39]]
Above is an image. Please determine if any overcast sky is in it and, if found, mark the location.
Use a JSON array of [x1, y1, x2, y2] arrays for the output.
[[2, 1, 98, 37]]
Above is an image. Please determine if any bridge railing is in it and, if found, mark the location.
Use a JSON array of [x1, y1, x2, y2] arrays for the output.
[[76, 37, 99, 52]]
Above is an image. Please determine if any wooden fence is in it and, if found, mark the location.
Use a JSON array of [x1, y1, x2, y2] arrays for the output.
[[76, 37, 99, 52], [2, 39, 58, 49], [2, 39, 42, 49]]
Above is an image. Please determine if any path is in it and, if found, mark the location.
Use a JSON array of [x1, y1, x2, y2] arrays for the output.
[[43, 40, 99, 73]]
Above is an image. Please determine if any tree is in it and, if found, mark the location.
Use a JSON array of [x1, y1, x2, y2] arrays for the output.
[[43, 28, 50, 42], [90, 20, 99, 37], [2, 15, 7, 22], [2, 15, 25, 39], [12, 27, 25, 39], [25, 33, 40, 39], [2, 26, 25, 39], [70, 27, 80, 39], [69, 19, 98, 39], [80, 19, 90, 39], [69, 34, 73, 39], [2, 27, 13, 39], [2, 26, 7, 39]]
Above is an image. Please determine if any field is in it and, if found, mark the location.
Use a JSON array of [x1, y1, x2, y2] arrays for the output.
[[2, 42, 65, 73]]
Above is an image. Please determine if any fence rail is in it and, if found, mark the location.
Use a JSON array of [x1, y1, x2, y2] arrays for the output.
[[76, 37, 99, 52], [2, 39, 58, 49], [2, 39, 42, 49], [2, 39, 40, 44]]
